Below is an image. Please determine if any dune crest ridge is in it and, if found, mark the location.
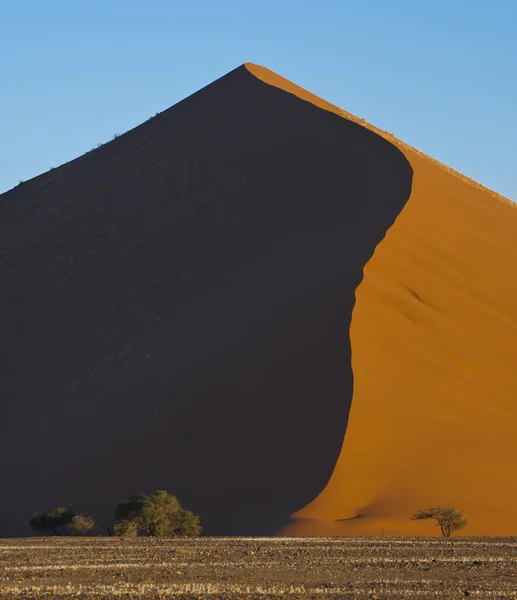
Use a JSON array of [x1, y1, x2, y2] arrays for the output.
[[245, 64, 517, 536], [245, 63, 513, 208]]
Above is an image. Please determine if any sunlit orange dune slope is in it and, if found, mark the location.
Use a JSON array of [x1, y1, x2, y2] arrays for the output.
[[245, 64, 517, 537]]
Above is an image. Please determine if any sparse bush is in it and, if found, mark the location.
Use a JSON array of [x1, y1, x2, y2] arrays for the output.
[[412, 506, 467, 537], [175, 507, 203, 536], [113, 519, 140, 537], [114, 490, 201, 537], [29, 507, 74, 536], [63, 514, 97, 536], [30, 508, 98, 536]]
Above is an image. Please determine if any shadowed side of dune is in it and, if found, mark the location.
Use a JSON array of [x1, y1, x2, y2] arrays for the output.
[[0, 65, 412, 536]]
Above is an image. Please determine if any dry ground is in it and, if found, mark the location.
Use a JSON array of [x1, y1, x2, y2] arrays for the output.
[[1, 537, 517, 598]]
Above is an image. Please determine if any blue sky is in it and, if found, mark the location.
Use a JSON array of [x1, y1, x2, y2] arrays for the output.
[[1, 0, 516, 200]]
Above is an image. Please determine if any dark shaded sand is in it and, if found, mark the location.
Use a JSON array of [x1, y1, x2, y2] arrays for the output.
[[0, 65, 412, 536]]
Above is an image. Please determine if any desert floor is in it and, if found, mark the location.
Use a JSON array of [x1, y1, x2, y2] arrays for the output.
[[1, 537, 517, 598]]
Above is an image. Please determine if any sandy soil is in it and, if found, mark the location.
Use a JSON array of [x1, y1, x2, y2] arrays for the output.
[[1, 537, 517, 599]]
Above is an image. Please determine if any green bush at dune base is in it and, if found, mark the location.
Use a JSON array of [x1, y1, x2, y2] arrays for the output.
[[29, 508, 97, 536], [114, 490, 202, 537], [63, 514, 98, 536]]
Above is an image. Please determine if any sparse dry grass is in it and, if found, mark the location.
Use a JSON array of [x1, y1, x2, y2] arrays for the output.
[[1, 537, 517, 598]]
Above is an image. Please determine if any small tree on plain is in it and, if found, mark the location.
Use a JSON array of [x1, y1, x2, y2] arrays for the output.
[[63, 514, 97, 536], [113, 490, 202, 537], [29, 507, 74, 536], [412, 506, 467, 537]]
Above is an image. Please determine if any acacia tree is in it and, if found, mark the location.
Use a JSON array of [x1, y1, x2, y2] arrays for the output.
[[29, 508, 97, 536], [63, 515, 97, 536], [29, 507, 74, 536], [412, 506, 467, 537], [113, 490, 201, 537]]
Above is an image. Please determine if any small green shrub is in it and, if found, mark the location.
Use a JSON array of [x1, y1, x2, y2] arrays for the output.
[[30, 508, 97, 536], [63, 514, 97, 536], [114, 490, 202, 537], [29, 507, 74, 536]]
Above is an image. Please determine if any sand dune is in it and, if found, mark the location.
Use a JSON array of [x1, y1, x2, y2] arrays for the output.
[[1, 63, 515, 537], [245, 65, 517, 536], [0, 64, 411, 536]]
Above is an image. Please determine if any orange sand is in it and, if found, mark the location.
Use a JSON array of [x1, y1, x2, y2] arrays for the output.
[[246, 64, 517, 536]]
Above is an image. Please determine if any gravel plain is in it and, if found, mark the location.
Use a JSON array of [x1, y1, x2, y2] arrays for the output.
[[1, 537, 517, 599]]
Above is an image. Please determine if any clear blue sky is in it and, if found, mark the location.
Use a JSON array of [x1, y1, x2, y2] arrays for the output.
[[1, 0, 516, 200]]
